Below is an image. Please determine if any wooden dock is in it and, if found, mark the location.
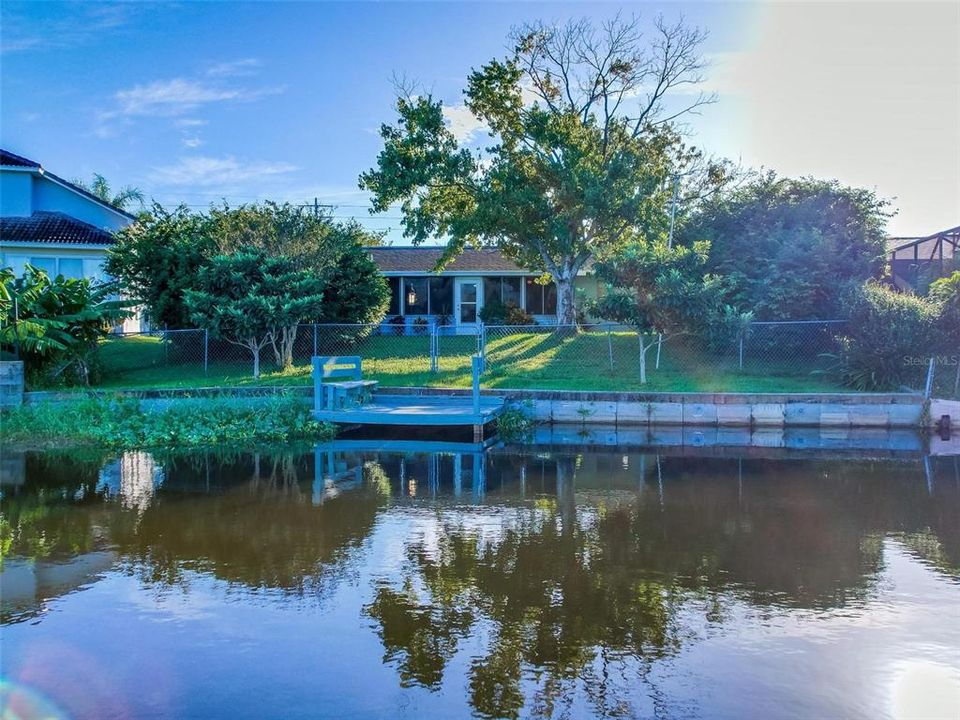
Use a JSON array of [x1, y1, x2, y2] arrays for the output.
[[313, 354, 504, 440]]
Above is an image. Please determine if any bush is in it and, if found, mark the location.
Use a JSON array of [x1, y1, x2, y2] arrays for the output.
[[929, 271, 960, 346], [2, 395, 336, 448], [835, 283, 940, 390], [480, 299, 534, 326]]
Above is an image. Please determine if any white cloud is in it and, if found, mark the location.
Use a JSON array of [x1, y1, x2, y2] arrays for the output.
[[206, 58, 262, 77], [148, 155, 297, 187], [442, 103, 487, 143], [173, 117, 208, 128], [182, 137, 203, 148], [114, 78, 282, 116]]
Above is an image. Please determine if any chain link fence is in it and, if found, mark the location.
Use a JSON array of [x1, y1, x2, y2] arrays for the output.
[[93, 319, 937, 394]]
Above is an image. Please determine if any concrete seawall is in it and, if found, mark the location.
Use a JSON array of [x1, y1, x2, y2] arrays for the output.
[[382, 387, 959, 430], [20, 385, 960, 430]]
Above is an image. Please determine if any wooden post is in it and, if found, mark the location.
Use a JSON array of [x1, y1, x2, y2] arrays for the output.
[[312, 356, 322, 414], [472, 354, 481, 415]]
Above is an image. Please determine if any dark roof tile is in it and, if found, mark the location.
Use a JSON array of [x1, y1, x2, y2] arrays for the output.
[[0, 212, 116, 246], [0, 149, 40, 168], [367, 246, 528, 273]]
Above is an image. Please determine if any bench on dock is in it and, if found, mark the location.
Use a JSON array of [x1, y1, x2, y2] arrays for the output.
[[312, 356, 379, 412]]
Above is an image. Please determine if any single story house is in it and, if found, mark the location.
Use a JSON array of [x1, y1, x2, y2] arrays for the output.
[[0, 148, 140, 330], [367, 246, 599, 331]]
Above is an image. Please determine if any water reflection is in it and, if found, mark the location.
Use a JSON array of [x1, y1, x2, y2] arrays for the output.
[[1, 444, 958, 719]]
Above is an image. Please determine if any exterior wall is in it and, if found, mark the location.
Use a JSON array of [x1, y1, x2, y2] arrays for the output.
[[31, 174, 129, 231], [0, 172, 33, 216], [381, 271, 601, 328], [0, 245, 109, 282]]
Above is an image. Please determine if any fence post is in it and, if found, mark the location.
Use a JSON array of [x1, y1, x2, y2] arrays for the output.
[[655, 333, 663, 370], [203, 329, 209, 376], [738, 330, 744, 371], [430, 322, 438, 373], [925, 356, 935, 398], [312, 324, 318, 357], [164, 325, 169, 365], [607, 325, 614, 371]]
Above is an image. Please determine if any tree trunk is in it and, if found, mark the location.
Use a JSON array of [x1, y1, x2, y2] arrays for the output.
[[639, 334, 648, 384], [281, 326, 297, 370], [249, 339, 261, 379], [555, 275, 577, 326]]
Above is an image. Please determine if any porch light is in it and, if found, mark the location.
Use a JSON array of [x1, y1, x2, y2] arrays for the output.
[[407, 289, 417, 306]]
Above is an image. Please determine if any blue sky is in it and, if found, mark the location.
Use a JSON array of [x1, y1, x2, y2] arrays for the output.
[[2, 1, 957, 239]]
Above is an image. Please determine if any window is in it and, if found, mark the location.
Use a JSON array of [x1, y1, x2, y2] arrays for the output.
[[524, 278, 558, 315], [428, 277, 453, 315], [387, 277, 401, 314], [59, 258, 84, 279], [502, 277, 522, 306], [29, 257, 57, 276], [484, 277, 524, 306], [404, 278, 429, 315]]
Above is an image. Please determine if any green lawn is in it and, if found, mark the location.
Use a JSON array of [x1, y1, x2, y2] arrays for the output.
[[93, 330, 846, 393]]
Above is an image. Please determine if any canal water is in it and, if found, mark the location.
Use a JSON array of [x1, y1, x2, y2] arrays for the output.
[[1, 442, 958, 719]]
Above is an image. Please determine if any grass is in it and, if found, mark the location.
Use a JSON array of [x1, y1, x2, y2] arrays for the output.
[[90, 330, 847, 394]]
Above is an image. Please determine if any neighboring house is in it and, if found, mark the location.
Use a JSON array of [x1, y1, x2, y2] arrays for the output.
[[0, 148, 141, 330], [887, 225, 959, 293], [367, 246, 599, 331]]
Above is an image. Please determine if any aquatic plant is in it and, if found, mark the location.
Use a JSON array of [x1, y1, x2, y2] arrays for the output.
[[1, 395, 335, 449]]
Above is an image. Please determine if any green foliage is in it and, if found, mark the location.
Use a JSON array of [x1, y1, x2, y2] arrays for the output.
[[496, 401, 535, 441], [361, 16, 730, 323], [317, 238, 390, 325], [107, 202, 385, 328], [106, 204, 218, 328], [1, 396, 335, 448], [1, 266, 133, 386], [479, 299, 533, 326], [834, 283, 940, 390], [184, 249, 325, 376], [929, 271, 960, 345], [680, 172, 891, 319], [589, 239, 730, 335]]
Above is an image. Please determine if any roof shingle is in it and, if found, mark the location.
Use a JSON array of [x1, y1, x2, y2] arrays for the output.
[[0, 149, 41, 168], [367, 246, 528, 273], [0, 212, 117, 246]]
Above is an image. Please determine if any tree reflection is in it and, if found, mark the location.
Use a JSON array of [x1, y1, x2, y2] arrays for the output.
[[365, 451, 960, 719]]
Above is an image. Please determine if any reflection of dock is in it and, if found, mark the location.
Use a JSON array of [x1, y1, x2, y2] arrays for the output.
[[314, 440, 490, 500]]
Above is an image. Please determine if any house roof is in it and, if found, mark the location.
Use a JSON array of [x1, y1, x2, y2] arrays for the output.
[[0, 149, 41, 168], [367, 246, 530, 273], [0, 211, 117, 246], [0, 148, 137, 221]]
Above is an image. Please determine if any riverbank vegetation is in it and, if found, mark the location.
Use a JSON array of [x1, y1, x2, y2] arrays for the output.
[[1, 396, 335, 449]]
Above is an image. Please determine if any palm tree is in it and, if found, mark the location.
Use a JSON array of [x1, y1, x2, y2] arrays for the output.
[[73, 172, 145, 212]]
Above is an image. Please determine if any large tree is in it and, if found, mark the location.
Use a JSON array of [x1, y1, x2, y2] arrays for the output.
[[184, 249, 325, 377], [361, 15, 728, 324], [108, 203, 388, 329], [679, 172, 891, 319], [589, 238, 733, 382]]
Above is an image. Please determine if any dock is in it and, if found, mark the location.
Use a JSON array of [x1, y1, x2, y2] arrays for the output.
[[314, 394, 505, 439], [313, 354, 504, 441]]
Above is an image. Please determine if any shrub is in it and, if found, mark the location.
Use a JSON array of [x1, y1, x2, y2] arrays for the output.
[[1, 395, 336, 449], [929, 271, 960, 346], [835, 283, 939, 390], [387, 315, 406, 335], [480, 299, 534, 326]]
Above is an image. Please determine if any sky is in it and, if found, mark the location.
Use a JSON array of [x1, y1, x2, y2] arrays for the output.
[[1, 1, 957, 240]]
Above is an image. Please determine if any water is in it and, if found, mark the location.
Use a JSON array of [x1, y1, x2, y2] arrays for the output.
[[1, 442, 958, 719]]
